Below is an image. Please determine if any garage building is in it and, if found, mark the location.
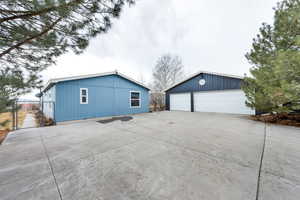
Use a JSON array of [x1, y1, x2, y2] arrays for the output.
[[41, 71, 150, 122], [165, 71, 254, 115]]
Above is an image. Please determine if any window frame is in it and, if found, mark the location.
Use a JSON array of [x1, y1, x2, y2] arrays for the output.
[[130, 91, 141, 108], [80, 88, 88, 104]]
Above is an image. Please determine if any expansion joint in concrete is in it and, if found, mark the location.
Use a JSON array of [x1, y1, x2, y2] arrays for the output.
[[255, 123, 267, 200], [39, 134, 63, 200]]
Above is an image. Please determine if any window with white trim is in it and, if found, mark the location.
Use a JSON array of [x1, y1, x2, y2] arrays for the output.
[[130, 91, 141, 108], [80, 88, 88, 104]]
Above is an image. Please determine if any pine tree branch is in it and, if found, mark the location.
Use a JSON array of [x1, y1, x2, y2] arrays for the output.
[[0, 0, 83, 23], [0, 9, 29, 14], [0, 17, 62, 58]]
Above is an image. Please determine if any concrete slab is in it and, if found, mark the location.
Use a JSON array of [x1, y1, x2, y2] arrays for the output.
[[262, 125, 300, 182], [96, 139, 258, 200], [259, 124, 300, 200], [0, 130, 60, 200], [0, 111, 299, 200], [259, 173, 300, 200], [0, 160, 60, 200], [113, 113, 264, 167]]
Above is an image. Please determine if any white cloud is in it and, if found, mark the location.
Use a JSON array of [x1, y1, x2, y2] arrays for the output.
[[23, 0, 278, 99]]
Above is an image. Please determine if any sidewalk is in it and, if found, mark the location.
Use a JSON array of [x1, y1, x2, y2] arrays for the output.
[[21, 113, 36, 128]]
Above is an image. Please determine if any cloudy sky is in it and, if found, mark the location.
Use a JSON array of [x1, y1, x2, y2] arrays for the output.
[[25, 0, 278, 99]]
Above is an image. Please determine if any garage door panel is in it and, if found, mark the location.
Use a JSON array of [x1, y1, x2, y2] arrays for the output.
[[194, 90, 254, 115], [170, 93, 191, 111]]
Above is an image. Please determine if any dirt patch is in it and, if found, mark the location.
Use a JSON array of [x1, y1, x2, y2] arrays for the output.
[[0, 130, 9, 144], [251, 113, 300, 127], [97, 116, 133, 124]]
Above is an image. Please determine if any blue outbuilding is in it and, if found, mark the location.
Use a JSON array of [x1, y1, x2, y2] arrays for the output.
[[41, 71, 150, 122], [165, 71, 254, 115]]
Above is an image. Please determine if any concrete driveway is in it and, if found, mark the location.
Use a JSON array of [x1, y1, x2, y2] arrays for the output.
[[0, 111, 300, 200]]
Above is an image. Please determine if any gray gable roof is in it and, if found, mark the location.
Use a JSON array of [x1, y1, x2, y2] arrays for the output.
[[43, 70, 150, 92], [164, 70, 244, 92]]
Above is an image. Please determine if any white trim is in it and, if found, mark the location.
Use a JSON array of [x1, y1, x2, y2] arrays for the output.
[[130, 91, 141, 108], [164, 70, 244, 92], [192, 89, 243, 93], [43, 70, 150, 92], [80, 88, 88, 104], [117, 72, 149, 90]]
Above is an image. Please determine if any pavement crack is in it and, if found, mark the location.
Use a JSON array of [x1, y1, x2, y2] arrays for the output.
[[39, 134, 63, 200], [255, 122, 267, 200]]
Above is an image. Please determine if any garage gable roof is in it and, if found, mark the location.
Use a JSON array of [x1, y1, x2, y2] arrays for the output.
[[43, 70, 150, 92], [164, 70, 244, 92]]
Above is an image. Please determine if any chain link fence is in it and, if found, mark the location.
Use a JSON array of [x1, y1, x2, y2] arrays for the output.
[[9, 100, 55, 130]]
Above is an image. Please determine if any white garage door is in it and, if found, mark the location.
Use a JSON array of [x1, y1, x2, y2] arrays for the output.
[[170, 93, 191, 111], [194, 90, 254, 114]]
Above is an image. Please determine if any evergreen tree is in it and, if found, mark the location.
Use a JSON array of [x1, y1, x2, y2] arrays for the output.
[[0, 0, 135, 127], [0, 68, 39, 127], [243, 0, 300, 113], [0, 0, 134, 69]]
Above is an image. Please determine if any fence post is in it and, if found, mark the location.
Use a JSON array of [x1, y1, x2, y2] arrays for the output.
[[11, 102, 15, 130], [15, 101, 18, 130], [41, 98, 44, 127]]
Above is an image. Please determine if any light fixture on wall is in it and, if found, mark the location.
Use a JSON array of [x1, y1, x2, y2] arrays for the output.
[[199, 79, 206, 86]]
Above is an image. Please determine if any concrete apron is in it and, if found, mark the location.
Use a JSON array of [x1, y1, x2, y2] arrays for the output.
[[0, 111, 300, 200]]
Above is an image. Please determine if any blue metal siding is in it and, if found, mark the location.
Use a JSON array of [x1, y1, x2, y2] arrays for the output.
[[166, 73, 243, 110], [55, 75, 149, 122]]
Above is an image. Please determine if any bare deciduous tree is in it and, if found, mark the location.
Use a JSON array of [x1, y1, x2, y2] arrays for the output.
[[150, 54, 185, 111], [152, 54, 185, 92]]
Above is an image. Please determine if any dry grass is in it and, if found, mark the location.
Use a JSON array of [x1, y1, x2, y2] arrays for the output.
[[0, 111, 27, 144], [0, 111, 27, 131]]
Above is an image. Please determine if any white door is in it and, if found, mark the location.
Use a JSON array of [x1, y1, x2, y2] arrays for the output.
[[194, 90, 254, 114], [170, 93, 191, 111]]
